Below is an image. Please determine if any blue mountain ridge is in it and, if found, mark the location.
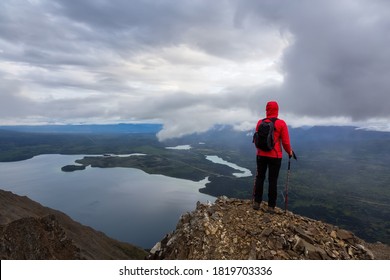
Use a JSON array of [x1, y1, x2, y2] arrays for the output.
[[0, 123, 163, 134]]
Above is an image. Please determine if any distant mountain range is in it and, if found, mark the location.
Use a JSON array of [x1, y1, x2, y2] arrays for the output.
[[0, 123, 163, 134]]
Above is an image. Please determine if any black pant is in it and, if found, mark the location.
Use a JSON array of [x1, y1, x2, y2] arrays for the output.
[[253, 156, 282, 208]]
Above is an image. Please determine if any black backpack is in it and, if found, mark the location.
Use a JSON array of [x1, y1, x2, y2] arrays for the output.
[[252, 118, 278, 151]]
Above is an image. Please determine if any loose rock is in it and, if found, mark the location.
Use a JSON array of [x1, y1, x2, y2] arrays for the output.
[[148, 197, 385, 260]]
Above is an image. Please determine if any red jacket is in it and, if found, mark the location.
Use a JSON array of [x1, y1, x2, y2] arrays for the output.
[[256, 101, 292, 158]]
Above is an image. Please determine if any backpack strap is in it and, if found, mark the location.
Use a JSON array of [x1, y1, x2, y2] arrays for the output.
[[256, 117, 278, 132], [262, 117, 278, 122], [268, 118, 279, 156], [263, 117, 278, 131]]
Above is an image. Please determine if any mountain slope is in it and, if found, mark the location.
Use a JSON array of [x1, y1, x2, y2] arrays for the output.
[[0, 189, 148, 260], [148, 196, 390, 260]]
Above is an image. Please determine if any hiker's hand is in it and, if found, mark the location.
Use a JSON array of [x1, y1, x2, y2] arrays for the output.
[[289, 150, 297, 160]]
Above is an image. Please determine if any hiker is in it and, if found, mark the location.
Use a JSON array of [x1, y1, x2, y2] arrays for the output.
[[253, 101, 293, 213]]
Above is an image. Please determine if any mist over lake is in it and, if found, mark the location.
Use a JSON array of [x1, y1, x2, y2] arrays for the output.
[[0, 154, 215, 248]]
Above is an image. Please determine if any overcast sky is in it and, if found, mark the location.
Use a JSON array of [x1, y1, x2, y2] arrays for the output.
[[1, 0, 389, 139]]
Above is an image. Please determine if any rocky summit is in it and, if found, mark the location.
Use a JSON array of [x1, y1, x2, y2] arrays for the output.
[[148, 196, 389, 260]]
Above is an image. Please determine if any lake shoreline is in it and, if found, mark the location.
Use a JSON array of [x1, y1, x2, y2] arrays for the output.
[[0, 154, 216, 248]]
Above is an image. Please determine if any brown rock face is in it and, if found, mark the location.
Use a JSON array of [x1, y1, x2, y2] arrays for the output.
[[0, 189, 148, 260], [148, 197, 388, 260], [0, 215, 81, 260]]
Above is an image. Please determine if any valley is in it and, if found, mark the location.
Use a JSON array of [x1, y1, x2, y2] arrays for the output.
[[0, 124, 389, 245]]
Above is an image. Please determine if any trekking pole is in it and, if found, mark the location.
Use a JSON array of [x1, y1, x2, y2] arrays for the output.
[[284, 151, 297, 213]]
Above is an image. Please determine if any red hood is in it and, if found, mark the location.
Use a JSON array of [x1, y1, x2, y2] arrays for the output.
[[266, 101, 279, 118]]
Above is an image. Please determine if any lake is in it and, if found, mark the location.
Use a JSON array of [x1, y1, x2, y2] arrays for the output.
[[0, 154, 215, 248], [205, 155, 252, 177]]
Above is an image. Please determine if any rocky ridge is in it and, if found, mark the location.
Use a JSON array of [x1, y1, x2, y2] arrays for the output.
[[0, 189, 148, 260], [1, 215, 81, 259], [148, 196, 389, 260]]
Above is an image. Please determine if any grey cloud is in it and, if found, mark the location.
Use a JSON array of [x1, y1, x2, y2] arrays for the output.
[[1, 0, 389, 138], [1, 0, 253, 67], [236, 0, 390, 120], [53, 0, 271, 60], [0, 78, 35, 118], [53, 0, 214, 43]]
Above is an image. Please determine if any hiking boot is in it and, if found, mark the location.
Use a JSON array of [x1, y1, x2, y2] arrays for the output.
[[267, 206, 275, 213], [252, 201, 260, 210]]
